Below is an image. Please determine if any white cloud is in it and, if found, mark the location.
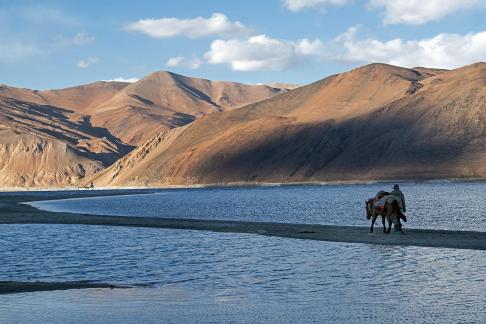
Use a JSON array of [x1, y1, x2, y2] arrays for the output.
[[73, 32, 95, 45], [77, 57, 100, 69], [335, 26, 486, 68], [125, 13, 249, 39], [56, 32, 95, 46], [204, 34, 323, 71], [369, 0, 484, 25], [284, 0, 485, 24], [283, 0, 351, 12], [103, 77, 140, 83], [0, 40, 44, 62], [166, 55, 202, 69]]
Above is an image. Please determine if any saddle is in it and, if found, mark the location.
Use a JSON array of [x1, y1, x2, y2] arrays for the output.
[[372, 193, 396, 212]]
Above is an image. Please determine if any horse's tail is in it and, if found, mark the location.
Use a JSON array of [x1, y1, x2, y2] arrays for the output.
[[392, 200, 407, 222]]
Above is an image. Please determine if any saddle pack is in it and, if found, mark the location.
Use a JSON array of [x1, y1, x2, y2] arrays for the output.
[[373, 195, 397, 212]]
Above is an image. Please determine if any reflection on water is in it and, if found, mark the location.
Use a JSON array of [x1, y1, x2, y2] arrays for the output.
[[29, 182, 486, 231], [1, 224, 485, 323]]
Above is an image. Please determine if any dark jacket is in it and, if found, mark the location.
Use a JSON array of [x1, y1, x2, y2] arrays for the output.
[[390, 189, 406, 212]]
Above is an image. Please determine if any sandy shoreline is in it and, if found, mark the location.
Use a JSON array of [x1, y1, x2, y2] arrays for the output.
[[2, 178, 486, 192], [1, 191, 485, 251]]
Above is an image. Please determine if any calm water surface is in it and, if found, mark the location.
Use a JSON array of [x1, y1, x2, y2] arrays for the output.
[[29, 182, 486, 231], [1, 224, 485, 323], [3, 183, 486, 323]]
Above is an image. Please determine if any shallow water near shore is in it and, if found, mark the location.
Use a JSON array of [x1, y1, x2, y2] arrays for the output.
[[3, 182, 486, 322], [28, 181, 486, 231], [1, 224, 485, 323]]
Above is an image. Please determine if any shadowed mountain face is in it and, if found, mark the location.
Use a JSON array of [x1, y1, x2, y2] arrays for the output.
[[91, 63, 486, 187], [0, 73, 286, 187], [0, 95, 132, 187]]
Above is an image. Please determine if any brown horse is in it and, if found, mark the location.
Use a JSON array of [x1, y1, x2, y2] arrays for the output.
[[365, 197, 406, 233]]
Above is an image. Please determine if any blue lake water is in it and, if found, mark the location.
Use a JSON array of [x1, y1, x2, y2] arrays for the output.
[[28, 182, 486, 231], [2, 182, 486, 323], [1, 224, 485, 323]]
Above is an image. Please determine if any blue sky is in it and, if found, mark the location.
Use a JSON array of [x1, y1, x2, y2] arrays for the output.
[[1, 0, 485, 89]]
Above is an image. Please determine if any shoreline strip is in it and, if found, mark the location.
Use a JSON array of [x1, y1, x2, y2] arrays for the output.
[[3, 212, 486, 251], [1, 192, 486, 251]]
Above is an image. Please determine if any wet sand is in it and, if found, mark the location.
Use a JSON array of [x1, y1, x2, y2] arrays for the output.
[[1, 192, 486, 251], [0, 281, 130, 294]]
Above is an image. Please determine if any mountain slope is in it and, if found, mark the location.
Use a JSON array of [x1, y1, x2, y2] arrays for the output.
[[93, 62, 486, 186], [0, 73, 286, 187], [0, 94, 133, 187], [89, 71, 287, 145], [0, 81, 130, 112]]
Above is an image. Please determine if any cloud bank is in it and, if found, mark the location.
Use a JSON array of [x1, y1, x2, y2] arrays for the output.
[[284, 0, 485, 25], [125, 13, 249, 39], [104, 77, 140, 83], [204, 35, 323, 71], [334, 26, 486, 69], [369, 0, 483, 25]]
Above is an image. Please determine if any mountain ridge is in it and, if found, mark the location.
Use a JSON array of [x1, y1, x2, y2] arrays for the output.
[[90, 62, 486, 187], [0, 71, 287, 187]]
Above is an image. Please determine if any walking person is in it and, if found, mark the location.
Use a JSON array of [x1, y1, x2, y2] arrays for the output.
[[390, 184, 406, 213], [390, 184, 406, 231]]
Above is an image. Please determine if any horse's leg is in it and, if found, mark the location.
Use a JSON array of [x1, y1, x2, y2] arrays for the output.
[[370, 214, 377, 233], [382, 214, 386, 233], [385, 204, 392, 234]]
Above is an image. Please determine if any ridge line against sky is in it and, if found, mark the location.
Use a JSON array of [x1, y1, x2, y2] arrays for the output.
[[0, 0, 485, 89]]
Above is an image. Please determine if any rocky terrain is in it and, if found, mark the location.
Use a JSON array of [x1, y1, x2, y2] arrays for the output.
[[3, 62, 486, 188], [91, 62, 486, 187], [0, 73, 285, 187]]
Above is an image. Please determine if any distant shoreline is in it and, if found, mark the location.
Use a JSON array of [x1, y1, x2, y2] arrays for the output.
[[2, 177, 486, 192], [1, 191, 485, 251]]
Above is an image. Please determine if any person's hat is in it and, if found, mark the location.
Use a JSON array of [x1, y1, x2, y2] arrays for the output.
[[393, 184, 400, 190]]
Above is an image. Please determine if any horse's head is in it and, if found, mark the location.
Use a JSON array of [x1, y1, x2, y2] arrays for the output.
[[365, 199, 373, 219]]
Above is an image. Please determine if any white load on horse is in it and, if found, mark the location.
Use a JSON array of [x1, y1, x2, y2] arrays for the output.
[[373, 191, 400, 212]]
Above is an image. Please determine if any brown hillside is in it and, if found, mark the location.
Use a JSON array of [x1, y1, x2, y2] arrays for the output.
[[0, 95, 132, 187], [0, 73, 285, 187], [89, 71, 286, 145], [91, 63, 486, 186], [39, 81, 130, 113]]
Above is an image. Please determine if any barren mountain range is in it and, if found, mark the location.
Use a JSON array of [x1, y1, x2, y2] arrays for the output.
[[91, 62, 486, 187], [0, 73, 286, 187], [1, 62, 485, 188]]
